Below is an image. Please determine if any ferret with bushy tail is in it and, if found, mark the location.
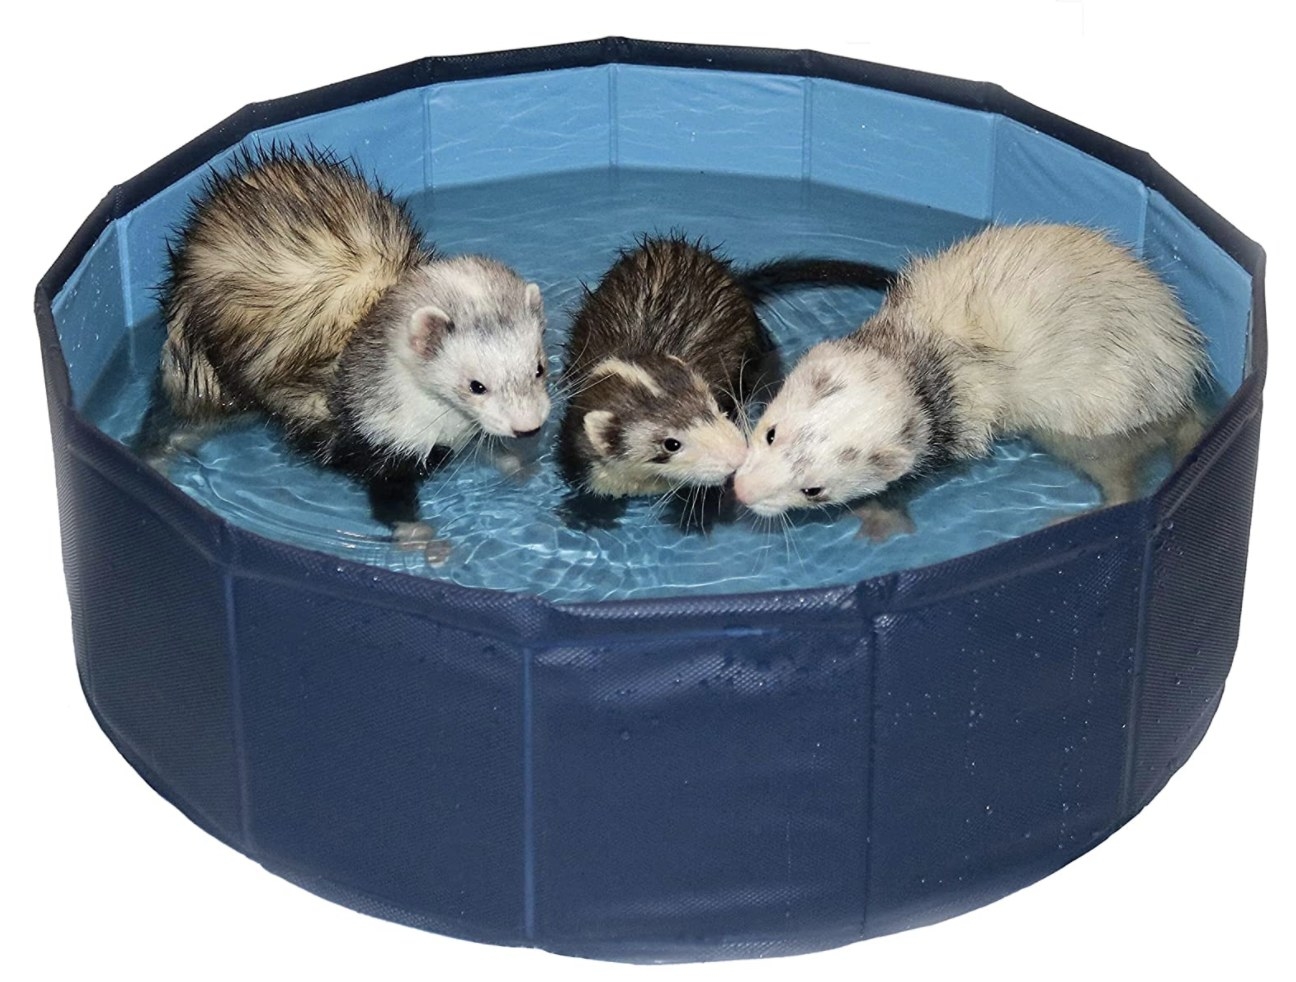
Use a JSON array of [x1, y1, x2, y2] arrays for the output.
[[136, 145, 551, 561]]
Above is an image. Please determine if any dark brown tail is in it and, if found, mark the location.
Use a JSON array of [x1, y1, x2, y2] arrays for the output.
[[738, 257, 896, 303]]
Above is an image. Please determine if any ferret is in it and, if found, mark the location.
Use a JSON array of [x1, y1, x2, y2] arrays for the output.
[[138, 145, 550, 559], [556, 235, 894, 524], [733, 223, 1206, 534]]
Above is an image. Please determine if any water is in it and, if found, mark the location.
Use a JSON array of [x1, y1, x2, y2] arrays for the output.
[[83, 167, 1161, 604]]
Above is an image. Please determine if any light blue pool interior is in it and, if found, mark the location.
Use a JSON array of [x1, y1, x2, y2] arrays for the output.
[[52, 65, 1254, 603]]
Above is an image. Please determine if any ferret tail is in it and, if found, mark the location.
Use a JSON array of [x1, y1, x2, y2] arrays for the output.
[[738, 257, 896, 303], [128, 376, 215, 470]]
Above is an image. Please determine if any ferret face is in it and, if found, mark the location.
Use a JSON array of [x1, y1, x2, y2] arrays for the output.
[[571, 356, 748, 497], [734, 343, 924, 516], [402, 259, 551, 438]]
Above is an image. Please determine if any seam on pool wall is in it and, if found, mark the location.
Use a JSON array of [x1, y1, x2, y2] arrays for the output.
[[1119, 526, 1158, 817], [608, 64, 619, 168], [801, 77, 814, 185], [114, 213, 136, 340], [64, 439, 229, 564], [1157, 396, 1257, 520], [1135, 182, 1149, 259], [985, 114, 1000, 221], [422, 86, 435, 192], [223, 570, 254, 850], [522, 643, 536, 941], [1244, 307, 1254, 381], [860, 611, 881, 936]]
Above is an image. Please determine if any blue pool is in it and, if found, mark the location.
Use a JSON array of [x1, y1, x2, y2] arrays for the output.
[[38, 40, 1264, 962]]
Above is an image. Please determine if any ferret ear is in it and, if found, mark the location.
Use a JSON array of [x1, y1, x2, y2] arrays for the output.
[[408, 305, 454, 359], [583, 410, 618, 458], [871, 446, 914, 482], [524, 282, 543, 313]]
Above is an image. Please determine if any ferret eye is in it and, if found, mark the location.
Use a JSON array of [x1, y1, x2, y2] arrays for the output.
[[535, 361, 545, 378], [801, 487, 824, 499], [766, 426, 777, 445], [469, 380, 488, 395], [662, 438, 682, 453]]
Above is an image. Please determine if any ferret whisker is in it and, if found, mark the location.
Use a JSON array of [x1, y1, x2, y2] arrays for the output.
[[646, 478, 691, 520], [756, 514, 780, 574], [779, 512, 808, 570], [776, 513, 794, 567], [443, 433, 496, 484], [685, 485, 703, 531], [751, 510, 767, 572]]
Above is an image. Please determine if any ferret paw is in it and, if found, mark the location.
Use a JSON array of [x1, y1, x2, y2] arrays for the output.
[[558, 491, 626, 531], [422, 539, 452, 566], [141, 450, 172, 475], [1044, 507, 1094, 530], [853, 503, 916, 543], [493, 450, 538, 484], [392, 521, 452, 566]]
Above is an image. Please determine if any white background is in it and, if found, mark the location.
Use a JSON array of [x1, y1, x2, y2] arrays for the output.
[[3, 2, 1291, 979]]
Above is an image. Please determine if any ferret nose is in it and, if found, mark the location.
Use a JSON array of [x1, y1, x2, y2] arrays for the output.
[[733, 472, 752, 505], [513, 426, 542, 438]]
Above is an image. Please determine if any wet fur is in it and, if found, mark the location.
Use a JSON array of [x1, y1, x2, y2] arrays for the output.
[[556, 236, 772, 522], [557, 235, 895, 524], [158, 144, 425, 431], [562, 236, 771, 412], [736, 224, 1207, 527]]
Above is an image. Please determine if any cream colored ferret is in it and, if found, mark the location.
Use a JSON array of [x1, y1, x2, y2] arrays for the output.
[[734, 224, 1206, 533]]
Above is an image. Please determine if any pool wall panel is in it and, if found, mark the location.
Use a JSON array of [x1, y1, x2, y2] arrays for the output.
[[991, 118, 1147, 249], [1131, 401, 1262, 811], [58, 417, 241, 847], [810, 79, 994, 218], [234, 574, 528, 938], [1143, 190, 1253, 392], [615, 66, 807, 179], [427, 67, 611, 188], [50, 226, 127, 406], [532, 625, 872, 955], [865, 525, 1142, 936], [255, 88, 429, 196]]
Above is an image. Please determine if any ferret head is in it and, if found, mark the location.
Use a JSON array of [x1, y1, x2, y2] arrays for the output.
[[397, 256, 551, 438], [734, 340, 928, 516], [561, 355, 748, 497]]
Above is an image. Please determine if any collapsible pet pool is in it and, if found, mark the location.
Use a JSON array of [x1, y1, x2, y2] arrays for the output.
[[36, 39, 1265, 961]]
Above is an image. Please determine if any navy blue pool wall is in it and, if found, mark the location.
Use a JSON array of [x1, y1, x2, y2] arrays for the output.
[[36, 39, 1264, 961]]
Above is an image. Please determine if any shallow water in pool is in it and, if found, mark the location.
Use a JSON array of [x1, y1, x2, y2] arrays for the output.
[[83, 167, 1183, 603]]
